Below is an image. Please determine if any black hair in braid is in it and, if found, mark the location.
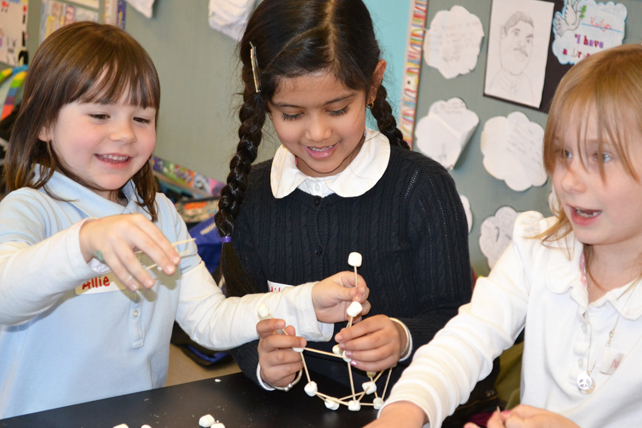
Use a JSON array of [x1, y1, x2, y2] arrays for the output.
[[216, 0, 407, 297], [371, 84, 409, 149]]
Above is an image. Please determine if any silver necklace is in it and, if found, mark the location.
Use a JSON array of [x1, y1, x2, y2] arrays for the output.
[[576, 312, 620, 394]]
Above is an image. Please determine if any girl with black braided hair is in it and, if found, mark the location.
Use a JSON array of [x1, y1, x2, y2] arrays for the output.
[[215, 0, 472, 395]]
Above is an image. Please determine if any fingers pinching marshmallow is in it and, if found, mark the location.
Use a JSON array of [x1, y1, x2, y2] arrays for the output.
[[347, 301, 363, 318], [348, 400, 361, 411], [362, 381, 377, 395], [332, 344, 342, 356], [373, 397, 384, 409], [348, 252, 362, 267], [304, 381, 318, 396], [325, 398, 340, 410]]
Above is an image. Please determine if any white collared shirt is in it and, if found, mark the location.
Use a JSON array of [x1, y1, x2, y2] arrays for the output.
[[270, 128, 391, 199]]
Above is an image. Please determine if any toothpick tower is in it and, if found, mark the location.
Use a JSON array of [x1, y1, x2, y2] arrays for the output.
[[257, 252, 394, 411]]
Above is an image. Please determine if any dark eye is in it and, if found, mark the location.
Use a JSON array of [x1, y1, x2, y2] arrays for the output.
[[282, 112, 301, 121], [90, 114, 109, 120], [134, 117, 151, 124], [329, 106, 349, 117]]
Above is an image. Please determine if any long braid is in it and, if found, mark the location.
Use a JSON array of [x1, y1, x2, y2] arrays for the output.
[[371, 84, 409, 150], [215, 91, 266, 296]]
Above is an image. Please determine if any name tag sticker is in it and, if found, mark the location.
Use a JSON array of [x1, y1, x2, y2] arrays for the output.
[[600, 346, 624, 375], [75, 274, 126, 295], [267, 280, 295, 293]]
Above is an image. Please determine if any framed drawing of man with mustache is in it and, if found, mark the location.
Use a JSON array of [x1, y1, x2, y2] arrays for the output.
[[484, 0, 555, 109]]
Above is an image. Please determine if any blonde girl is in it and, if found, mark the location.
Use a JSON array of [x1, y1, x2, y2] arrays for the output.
[[367, 44, 642, 428]]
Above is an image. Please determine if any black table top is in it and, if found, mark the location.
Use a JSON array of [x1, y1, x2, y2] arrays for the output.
[[0, 372, 378, 428]]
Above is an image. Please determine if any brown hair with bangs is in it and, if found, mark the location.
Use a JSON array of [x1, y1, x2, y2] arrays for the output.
[[540, 44, 642, 269], [4, 21, 161, 221]]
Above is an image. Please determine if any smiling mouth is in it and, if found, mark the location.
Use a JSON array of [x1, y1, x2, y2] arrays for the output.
[[574, 207, 601, 218], [308, 144, 337, 153], [96, 154, 130, 163]]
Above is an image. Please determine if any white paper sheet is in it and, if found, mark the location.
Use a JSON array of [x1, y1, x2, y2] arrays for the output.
[[208, 0, 256, 41], [126, 0, 154, 19], [460, 195, 473, 234], [484, 0, 555, 108], [415, 97, 479, 170], [479, 206, 520, 269], [552, 0, 627, 65], [481, 111, 547, 192], [423, 5, 484, 79]]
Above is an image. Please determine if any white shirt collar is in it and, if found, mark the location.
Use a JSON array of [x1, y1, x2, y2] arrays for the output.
[[270, 128, 391, 199]]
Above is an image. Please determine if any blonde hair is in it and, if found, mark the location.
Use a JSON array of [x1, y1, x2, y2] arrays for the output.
[[540, 44, 642, 276], [536, 44, 642, 280]]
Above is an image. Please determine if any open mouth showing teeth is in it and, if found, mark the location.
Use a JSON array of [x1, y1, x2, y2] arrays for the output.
[[97, 154, 130, 163], [574, 207, 601, 218], [308, 144, 336, 152]]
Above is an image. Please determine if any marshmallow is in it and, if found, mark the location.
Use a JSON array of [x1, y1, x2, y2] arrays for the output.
[[332, 344, 342, 356], [362, 381, 377, 395], [348, 400, 361, 411], [292, 347, 304, 353], [325, 398, 340, 410], [348, 252, 362, 267], [199, 414, 215, 427], [347, 301, 363, 318], [304, 381, 318, 396], [367, 371, 377, 378], [374, 397, 384, 409], [257, 303, 271, 320]]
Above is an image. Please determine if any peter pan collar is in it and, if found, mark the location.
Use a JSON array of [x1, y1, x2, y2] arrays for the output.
[[36, 165, 148, 220], [270, 128, 391, 199]]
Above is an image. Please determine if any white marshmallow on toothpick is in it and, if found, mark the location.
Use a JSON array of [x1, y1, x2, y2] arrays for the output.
[[374, 397, 384, 409], [348, 252, 362, 267], [347, 301, 363, 318], [199, 414, 215, 427], [332, 344, 342, 356], [367, 371, 377, 378], [324, 398, 340, 410], [348, 400, 361, 411], [293, 347, 304, 353], [362, 381, 377, 395], [304, 381, 318, 396], [257, 303, 271, 320]]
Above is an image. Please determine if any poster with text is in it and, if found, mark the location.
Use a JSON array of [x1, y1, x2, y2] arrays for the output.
[[40, 0, 98, 44], [0, 0, 28, 66]]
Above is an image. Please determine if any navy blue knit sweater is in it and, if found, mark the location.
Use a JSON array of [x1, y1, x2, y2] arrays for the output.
[[230, 145, 472, 389]]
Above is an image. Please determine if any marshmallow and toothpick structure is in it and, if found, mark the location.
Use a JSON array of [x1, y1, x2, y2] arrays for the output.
[[257, 252, 394, 411]]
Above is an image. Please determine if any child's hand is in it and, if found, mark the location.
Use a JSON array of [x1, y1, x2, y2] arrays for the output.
[[257, 319, 306, 388], [465, 405, 581, 428], [311, 271, 370, 323], [334, 314, 406, 372], [79, 214, 180, 291], [362, 401, 427, 428]]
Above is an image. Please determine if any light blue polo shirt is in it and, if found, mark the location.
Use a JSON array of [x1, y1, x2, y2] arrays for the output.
[[0, 169, 201, 418]]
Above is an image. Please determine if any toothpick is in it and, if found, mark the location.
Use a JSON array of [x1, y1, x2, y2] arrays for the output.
[[303, 347, 343, 358], [135, 238, 195, 255], [144, 249, 190, 271]]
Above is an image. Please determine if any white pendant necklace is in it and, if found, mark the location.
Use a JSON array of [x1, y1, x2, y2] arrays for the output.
[[576, 313, 620, 394]]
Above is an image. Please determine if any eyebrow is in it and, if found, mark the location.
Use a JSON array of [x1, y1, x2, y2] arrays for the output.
[[271, 94, 355, 109]]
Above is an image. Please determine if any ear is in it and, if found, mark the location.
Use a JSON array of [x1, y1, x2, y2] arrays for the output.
[[38, 125, 52, 142], [367, 59, 387, 105]]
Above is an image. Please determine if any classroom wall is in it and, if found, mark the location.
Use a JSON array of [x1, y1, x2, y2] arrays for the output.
[[420, 0, 642, 275], [14, 1, 642, 275]]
